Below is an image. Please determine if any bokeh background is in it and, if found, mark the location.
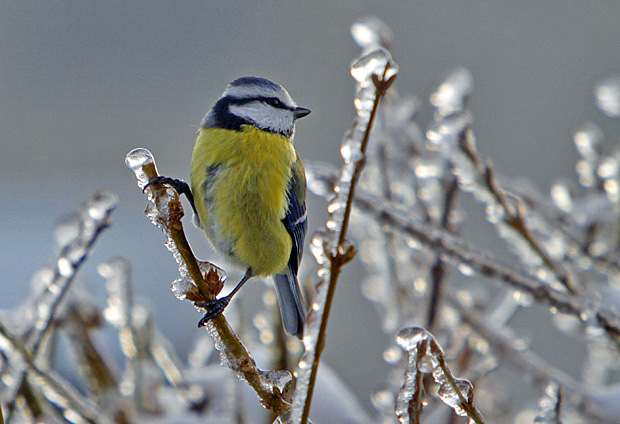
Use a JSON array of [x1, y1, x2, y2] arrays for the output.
[[2, 1, 619, 415]]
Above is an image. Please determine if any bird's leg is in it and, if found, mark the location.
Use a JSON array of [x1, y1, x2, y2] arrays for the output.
[[144, 176, 198, 215], [196, 268, 254, 327]]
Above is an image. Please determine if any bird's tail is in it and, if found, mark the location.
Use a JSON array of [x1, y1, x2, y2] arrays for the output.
[[274, 272, 307, 339]]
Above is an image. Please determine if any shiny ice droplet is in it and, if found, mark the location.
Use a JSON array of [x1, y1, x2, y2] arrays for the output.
[[351, 16, 393, 50], [171, 278, 194, 300], [396, 327, 430, 351], [550, 182, 574, 212], [417, 355, 438, 373], [341, 138, 363, 163], [594, 75, 620, 118], [513, 290, 534, 307], [310, 229, 331, 266], [426, 112, 472, 148], [258, 369, 292, 393], [87, 190, 118, 220], [597, 157, 619, 179], [350, 48, 391, 83], [457, 263, 474, 277], [54, 213, 81, 246], [414, 160, 444, 179], [125, 148, 154, 171], [126, 148, 155, 188], [430, 67, 474, 116], [57, 257, 74, 277], [354, 87, 376, 118], [573, 122, 602, 160], [438, 378, 473, 416]]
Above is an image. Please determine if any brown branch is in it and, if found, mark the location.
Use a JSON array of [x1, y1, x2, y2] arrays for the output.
[[298, 63, 397, 424], [126, 149, 290, 416]]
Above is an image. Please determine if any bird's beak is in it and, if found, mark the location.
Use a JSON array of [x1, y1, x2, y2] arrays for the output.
[[293, 107, 311, 120]]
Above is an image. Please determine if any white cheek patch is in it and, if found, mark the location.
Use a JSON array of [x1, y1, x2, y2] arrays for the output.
[[229, 103, 294, 135]]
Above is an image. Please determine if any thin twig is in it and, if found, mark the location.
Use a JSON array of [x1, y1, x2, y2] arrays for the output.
[[298, 67, 396, 424], [0, 320, 109, 424], [446, 294, 582, 391], [460, 130, 580, 295], [426, 175, 459, 329], [408, 338, 426, 424], [5, 192, 116, 423], [429, 338, 486, 424]]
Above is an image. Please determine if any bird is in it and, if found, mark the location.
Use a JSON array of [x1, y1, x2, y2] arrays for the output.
[[148, 77, 310, 338]]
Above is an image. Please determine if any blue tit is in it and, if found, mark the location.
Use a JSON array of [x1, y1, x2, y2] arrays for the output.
[[150, 77, 310, 338]]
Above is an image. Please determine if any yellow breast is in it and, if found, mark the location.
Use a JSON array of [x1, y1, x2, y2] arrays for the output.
[[190, 126, 296, 276]]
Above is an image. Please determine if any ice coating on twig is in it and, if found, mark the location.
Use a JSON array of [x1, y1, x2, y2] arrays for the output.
[[289, 38, 398, 424], [307, 18, 620, 424], [99, 257, 151, 411], [430, 67, 474, 117], [0, 317, 114, 424], [126, 148, 293, 417], [534, 380, 562, 423], [258, 369, 292, 396], [0, 191, 118, 423], [125, 147, 155, 190], [396, 327, 485, 423], [5, 190, 117, 421], [33, 189, 118, 344]]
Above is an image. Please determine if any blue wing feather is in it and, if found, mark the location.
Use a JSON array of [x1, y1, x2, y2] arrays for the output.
[[274, 155, 307, 338]]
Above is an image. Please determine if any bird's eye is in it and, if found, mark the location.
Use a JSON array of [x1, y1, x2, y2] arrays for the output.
[[264, 97, 283, 108]]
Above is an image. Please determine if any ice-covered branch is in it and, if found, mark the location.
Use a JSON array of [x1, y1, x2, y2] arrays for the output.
[[0, 320, 112, 424], [308, 160, 620, 348], [4, 190, 117, 423], [125, 148, 291, 416], [286, 45, 397, 423], [447, 293, 581, 391], [350, 190, 620, 347], [396, 327, 486, 423]]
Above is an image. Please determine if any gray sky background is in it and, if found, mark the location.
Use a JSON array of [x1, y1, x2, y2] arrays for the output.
[[2, 1, 620, 414]]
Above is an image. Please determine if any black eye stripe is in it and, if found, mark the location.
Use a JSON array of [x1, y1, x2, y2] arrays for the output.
[[226, 96, 292, 110]]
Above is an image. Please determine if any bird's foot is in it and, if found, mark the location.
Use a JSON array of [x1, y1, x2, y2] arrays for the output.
[[195, 296, 231, 327], [143, 176, 189, 194]]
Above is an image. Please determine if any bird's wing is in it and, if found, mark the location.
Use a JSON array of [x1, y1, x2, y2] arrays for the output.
[[282, 153, 307, 275]]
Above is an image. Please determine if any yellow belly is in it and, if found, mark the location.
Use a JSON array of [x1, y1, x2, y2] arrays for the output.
[[190, 126, 296, 276]]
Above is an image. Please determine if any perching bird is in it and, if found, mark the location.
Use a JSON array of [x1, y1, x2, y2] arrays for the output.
[[149, 77, 310, 338]]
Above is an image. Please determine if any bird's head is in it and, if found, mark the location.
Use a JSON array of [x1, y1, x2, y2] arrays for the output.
[[202, 76, 310, 138]]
